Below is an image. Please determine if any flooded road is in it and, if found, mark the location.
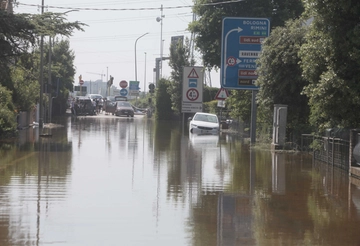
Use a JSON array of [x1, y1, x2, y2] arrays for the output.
[[1, 114, 360, 245]]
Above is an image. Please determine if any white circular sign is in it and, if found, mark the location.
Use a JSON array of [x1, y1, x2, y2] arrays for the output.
[[186, 89, 199, 101], [119, 80, 128, 88]]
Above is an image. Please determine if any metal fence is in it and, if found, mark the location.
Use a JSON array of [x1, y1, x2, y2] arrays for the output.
[[301, 134, 350, 171]]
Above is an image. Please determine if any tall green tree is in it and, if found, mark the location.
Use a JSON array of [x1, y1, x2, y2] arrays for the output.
[[0, 10, 84, 133], [300, 0, 360, 130], [256, 18, 310, 133], [155, 78, 173, 120], [189, 0, 304, 68], [226, 90, 252, 123], [0, 11, 37, 90], [44, 39, 76, 115], [0, 11, 84, 90], [10, 54, 40, 112], [168, 37, 193, 115], [188, 0, 304, 126], [0, 85, 16, 135]]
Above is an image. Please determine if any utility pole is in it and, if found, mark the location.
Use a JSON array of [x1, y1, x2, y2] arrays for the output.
[[156, 5, 165, 81], [47, 35, 52, 123], [38, 0, 45, 127], [144, 52, 147, 94]]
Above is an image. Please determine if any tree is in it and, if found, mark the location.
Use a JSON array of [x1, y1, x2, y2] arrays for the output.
[[0, 10, 84, 133], [0, 85, 16, 135], [0, 11, 84, 86], [155, 78, 173, 120], [0, 11, 37, 90], [168, 37, 193, 115], [189, 0, 304, 68], [188, 0, 304, 129], [203, 86, 219, 103], [256, 18, 310, 133], [300, 0, 360, 130], [44, 39, 76, 115], [10, 55, 39, 112], [226, 90, 252, 123], [31, 12, 84, 117]]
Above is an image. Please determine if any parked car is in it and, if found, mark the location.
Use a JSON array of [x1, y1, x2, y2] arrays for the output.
[[104, 97, 117, 115], [72, 97, 96, 116], [115, 101, 134, 117], [188, 112, 220, 134], [104, 96, 129, 115]]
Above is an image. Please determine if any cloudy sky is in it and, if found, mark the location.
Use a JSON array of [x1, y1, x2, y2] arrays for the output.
[[15, 0, 221, 91]]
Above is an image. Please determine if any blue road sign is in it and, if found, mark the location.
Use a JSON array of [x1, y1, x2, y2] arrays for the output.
[[120, 88, 128, 96], [129, 81, 140, 91], [221, 17, 270, 90]]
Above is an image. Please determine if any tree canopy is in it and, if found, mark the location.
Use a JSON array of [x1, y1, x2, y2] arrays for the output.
[[300, 0, 360, 129], [168, 37, 193, 115], [0, 9, 85, 134], [256, 18, 310, 131], [155, 78, 173, 120], [189, 0, 304, 68], [188, 0, 304, 127], [45, 39, 77, 115]]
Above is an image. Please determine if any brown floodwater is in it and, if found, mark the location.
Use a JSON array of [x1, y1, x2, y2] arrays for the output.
[[0, 114, 360, 245]]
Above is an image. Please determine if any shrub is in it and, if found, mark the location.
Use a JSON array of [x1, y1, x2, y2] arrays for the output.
[[0, 85, 16, 135]]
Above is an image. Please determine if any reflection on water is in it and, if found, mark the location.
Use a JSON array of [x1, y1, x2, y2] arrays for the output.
[[1, 116, 360, 245]]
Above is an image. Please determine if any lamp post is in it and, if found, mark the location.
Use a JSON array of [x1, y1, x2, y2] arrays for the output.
[[38, 0, 45, 127], [156, 5, 165, 81], [144, 52, 147, 94], [135, 32, 149, 82]]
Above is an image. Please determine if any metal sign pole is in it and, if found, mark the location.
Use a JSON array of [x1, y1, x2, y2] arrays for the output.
[[250, 90, 258, 144]]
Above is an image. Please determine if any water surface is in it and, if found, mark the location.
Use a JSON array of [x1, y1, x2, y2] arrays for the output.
[[0, 115, 360, 245]]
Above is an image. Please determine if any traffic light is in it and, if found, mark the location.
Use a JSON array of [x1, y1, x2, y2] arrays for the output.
[[148, 83, 155, 93], [108, 76, 114, 87]]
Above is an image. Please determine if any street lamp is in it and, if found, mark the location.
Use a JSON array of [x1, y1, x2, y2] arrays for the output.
[[144, 52, 147, 93], [156, 5, 165, 81], [135, 32, 149, 81], [39, 0, 45, 127]]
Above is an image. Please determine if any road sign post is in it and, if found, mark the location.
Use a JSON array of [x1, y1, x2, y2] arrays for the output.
[[215, 88, 229, 100], [119, 80, 128, 88], [120, 88, 128, 97], [221, 17, 270, 145], [221, 17, 270, 90], [129, 81, 140, 96], [182, 67, 204, 113]]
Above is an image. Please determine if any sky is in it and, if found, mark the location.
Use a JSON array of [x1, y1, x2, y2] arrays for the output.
[[15, 0, 221, 92]]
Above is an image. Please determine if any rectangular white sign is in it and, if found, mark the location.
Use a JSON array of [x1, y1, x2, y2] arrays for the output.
[[238, 50, 261, 58], [182, 66, 204, 113], [217, 100, 226, 108], [181, 102, 203, 113]]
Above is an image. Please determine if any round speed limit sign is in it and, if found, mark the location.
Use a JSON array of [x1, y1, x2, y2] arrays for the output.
[[186, 89, 199, 101]]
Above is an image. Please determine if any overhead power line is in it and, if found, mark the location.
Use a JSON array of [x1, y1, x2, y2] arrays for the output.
[[17, 0, 244, 12]]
